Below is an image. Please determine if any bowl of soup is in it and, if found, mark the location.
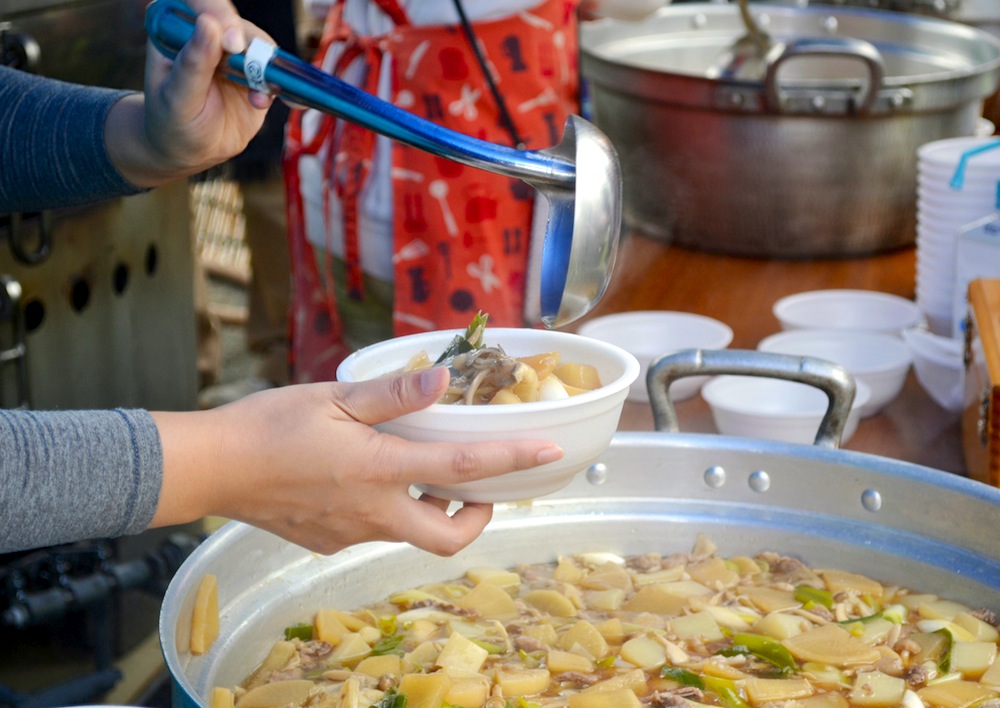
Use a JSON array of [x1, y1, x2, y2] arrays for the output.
[[336, 327, 640, 502]]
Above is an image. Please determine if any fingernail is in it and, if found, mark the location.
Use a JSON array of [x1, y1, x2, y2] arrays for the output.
[[222, 27, 246, 54], [420, 367, 442, 396], [536, 445, 563, 466]]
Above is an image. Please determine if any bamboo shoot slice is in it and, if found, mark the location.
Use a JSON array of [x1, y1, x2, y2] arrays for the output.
[[782, 623, 881, 666], [190, 573, 220, 656]]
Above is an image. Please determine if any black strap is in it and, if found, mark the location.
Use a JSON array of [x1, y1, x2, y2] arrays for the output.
[[449, 0, 526, 149]]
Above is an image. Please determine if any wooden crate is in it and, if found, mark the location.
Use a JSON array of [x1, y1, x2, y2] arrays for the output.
[[963, 278, 1000, 485]]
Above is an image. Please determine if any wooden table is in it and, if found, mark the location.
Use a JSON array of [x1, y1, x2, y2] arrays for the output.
[[577, 231, 966, 475]]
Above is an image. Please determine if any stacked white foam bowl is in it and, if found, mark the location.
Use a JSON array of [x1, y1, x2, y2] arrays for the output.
[[915, 136, 1000, 336]]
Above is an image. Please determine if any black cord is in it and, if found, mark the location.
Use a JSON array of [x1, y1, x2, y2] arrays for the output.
[[449, 0, 526, 149]]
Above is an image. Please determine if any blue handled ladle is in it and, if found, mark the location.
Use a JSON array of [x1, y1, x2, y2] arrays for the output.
[[144, 0, 622, 329]]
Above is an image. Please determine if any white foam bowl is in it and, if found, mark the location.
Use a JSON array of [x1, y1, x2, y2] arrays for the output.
[[773, 289, 923, 338], [757, 329, 912, 418], [336, 327, 640, 502], [902, 328, 965, 412], [577, 310, 734, 402], [701, 375, 871, 445]]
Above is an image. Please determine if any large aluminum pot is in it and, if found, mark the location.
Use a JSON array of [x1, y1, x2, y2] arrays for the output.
[[579, 3, 1000, 257], [161, 404, 1000, 702]]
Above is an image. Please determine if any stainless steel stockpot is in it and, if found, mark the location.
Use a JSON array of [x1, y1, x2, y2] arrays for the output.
[[579, 3, 1000, 257], [161, 431, 1000, 705]]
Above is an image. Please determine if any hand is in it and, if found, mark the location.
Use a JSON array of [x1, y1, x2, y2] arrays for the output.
[[105, 0, 271, 187], [150, 367, 564, 557]]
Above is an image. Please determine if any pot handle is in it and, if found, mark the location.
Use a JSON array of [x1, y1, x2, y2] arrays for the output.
[[763, 37, 885, 115], [646, 348, 856, 449]]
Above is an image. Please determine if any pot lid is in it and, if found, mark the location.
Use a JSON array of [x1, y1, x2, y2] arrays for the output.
[[580, 2, 1000, 115]]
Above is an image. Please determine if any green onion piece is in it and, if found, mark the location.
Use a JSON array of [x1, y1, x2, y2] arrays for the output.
[[660, 667, 705, 689], [726, 633, 797, 674], [371, 688, 407, 708], [371, 634, 405, 656], [934, 628, 954, 674], [283, 622, 313, 641], [703, 676, 751, 708], [880, 604, 907, 624], [471, 638, 506, 654], [378, 615, 398, 636], [838, 613, 885, 627], [434, 311, 489, 364], [794, 585, 834, 609]]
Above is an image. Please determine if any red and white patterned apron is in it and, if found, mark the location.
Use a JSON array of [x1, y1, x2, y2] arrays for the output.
[[284, 0, 580, 382]]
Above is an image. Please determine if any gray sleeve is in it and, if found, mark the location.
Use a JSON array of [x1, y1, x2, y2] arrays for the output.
[[0, 408, 163, 552], [0, 65, 143, 214]]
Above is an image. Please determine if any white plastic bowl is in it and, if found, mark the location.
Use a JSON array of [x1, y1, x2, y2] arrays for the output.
[[577, 311, 734, 402], [757, 329, 912, 418], [701, 376, 871, 446], [773, 289, 923, 337], [336, 328, 640, 503]]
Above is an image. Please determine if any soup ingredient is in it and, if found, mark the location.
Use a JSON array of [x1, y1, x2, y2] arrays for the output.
[[190, 573, 219, 655], [403, 311, 603, 404], [218, 538, 1000, 707]]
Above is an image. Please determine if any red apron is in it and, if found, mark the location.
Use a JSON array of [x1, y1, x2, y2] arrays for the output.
[[285, 0, 580, 382]]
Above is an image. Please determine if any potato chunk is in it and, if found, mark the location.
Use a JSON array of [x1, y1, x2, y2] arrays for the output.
[[495, 668, 550, 696], [235, 680, 313, 708], [849, 671, 905, 706], [398, 673, 452, 708], [568, 687, 642, 708]]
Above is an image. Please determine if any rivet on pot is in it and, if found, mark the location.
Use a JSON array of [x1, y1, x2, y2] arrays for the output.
[[586, 462, 609, 486], [821, 15, 839, 33], [861, 488, 883, 512], [703, 465, 726, 489], [811, 95, 827, 111], [748, 470, 771, 493], [691, 13, 708, 29]]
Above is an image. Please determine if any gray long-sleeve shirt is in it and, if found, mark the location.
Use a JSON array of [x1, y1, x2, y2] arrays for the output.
[[1, 68, 164, 551], [0, 408, 163, 552]]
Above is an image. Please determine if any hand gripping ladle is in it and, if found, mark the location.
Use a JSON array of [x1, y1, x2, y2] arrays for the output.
[[144, 0, 622, 329]]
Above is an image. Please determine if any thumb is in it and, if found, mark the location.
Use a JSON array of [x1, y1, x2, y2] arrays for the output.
[[338, 366, 449, 425]]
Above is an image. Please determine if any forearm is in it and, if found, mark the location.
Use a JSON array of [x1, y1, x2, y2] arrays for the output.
[[148, 408, 230, 528], [0, 67, 143, 213], [0, 408, 163, 552]]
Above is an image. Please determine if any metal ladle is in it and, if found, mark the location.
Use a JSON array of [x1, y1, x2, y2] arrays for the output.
[[713, 0, 772, 80], [144, 0, 622, 329]]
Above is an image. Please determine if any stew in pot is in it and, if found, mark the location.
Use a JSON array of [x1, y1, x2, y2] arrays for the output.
[[211, 536, 1000, 708]]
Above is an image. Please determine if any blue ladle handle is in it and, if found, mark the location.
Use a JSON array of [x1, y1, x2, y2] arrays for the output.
[[143, 0, 575, 189]]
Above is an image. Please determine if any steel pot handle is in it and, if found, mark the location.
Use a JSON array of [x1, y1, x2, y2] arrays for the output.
[[763, 37, 886, 114], [647, 348, 857, 449]]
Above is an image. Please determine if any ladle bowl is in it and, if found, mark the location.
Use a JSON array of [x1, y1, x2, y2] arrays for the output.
[[145, 0, 622, 329]]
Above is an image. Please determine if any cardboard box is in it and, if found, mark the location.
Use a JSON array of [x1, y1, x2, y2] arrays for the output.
[[963, 278, 1000, 486]]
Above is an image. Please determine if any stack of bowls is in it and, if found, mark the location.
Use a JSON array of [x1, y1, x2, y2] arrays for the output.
[[772, 289, 923, 338], [915, 136, 1000, 336]]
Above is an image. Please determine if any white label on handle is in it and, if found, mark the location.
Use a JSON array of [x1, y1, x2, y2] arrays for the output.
[[243, 38, 276, 93]]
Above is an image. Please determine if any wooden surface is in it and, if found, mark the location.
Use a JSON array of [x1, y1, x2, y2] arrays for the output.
[[575, 231, 966, 475]]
